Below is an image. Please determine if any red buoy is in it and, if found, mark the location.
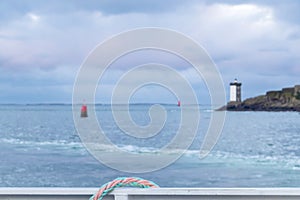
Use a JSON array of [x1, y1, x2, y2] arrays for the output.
[[177, 100, 181, 107], [81, 104, 88, 117]]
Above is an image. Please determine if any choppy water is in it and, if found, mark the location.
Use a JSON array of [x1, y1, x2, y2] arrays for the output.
[[0, 104, 300, 187]]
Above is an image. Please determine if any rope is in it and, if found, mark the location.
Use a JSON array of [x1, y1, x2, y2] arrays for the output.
[[90, 177, 159, 200]]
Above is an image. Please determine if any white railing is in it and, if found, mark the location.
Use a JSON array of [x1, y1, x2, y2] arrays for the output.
[[1, 188, 300, 200]]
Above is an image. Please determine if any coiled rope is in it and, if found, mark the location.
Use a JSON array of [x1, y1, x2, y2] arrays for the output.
[[90, 177, 159, 200]]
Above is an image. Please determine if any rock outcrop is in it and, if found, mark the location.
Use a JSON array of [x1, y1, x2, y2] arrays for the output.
[[220, 85, 300, 111]]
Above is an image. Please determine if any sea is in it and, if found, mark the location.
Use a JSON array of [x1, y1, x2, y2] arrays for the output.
[[0, 104, 300, 187]]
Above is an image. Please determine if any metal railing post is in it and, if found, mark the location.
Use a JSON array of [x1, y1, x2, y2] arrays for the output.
[[114, 194, 128, 200]]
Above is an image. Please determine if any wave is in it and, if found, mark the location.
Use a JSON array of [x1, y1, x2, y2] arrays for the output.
[[116, 145, 300, 170], [2, 137, 299, 170], [0, 138, 84, 149], [204, 150, 300, 170]]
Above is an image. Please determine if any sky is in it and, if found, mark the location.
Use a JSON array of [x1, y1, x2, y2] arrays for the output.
[[1, 0, 300, 104]]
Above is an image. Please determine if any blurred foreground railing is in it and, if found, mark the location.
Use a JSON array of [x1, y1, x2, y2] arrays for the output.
[[1, 187, 300, 200]]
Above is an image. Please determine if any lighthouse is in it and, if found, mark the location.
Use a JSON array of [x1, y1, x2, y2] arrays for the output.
[[230, 79, 242, 102]]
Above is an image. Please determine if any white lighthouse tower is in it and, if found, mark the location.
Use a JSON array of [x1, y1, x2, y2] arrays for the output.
[[230, 79, 242, 102]]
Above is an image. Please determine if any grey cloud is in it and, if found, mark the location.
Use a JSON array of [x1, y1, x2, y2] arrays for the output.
[[0, 0, 198, 21], [1, 0, 300, 103], [206, 0, 300, 24]]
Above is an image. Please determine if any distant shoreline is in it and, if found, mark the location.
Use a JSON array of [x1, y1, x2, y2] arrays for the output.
[[0, 103, 209, 106]]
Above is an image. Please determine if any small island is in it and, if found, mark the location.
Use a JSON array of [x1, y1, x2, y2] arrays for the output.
[[219, 80, 300, 112]]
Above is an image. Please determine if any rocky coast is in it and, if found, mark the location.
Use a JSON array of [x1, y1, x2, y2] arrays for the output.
[[219, 85, 300, 111]]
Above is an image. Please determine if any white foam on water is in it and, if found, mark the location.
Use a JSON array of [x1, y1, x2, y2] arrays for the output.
[[0, 137, 84, 149]]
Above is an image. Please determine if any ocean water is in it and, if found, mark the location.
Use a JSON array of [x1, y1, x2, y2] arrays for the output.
[[0, 104, 300, 187]]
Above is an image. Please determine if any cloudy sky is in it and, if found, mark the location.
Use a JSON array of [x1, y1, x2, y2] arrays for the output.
[[1, 0, 300, 104]]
